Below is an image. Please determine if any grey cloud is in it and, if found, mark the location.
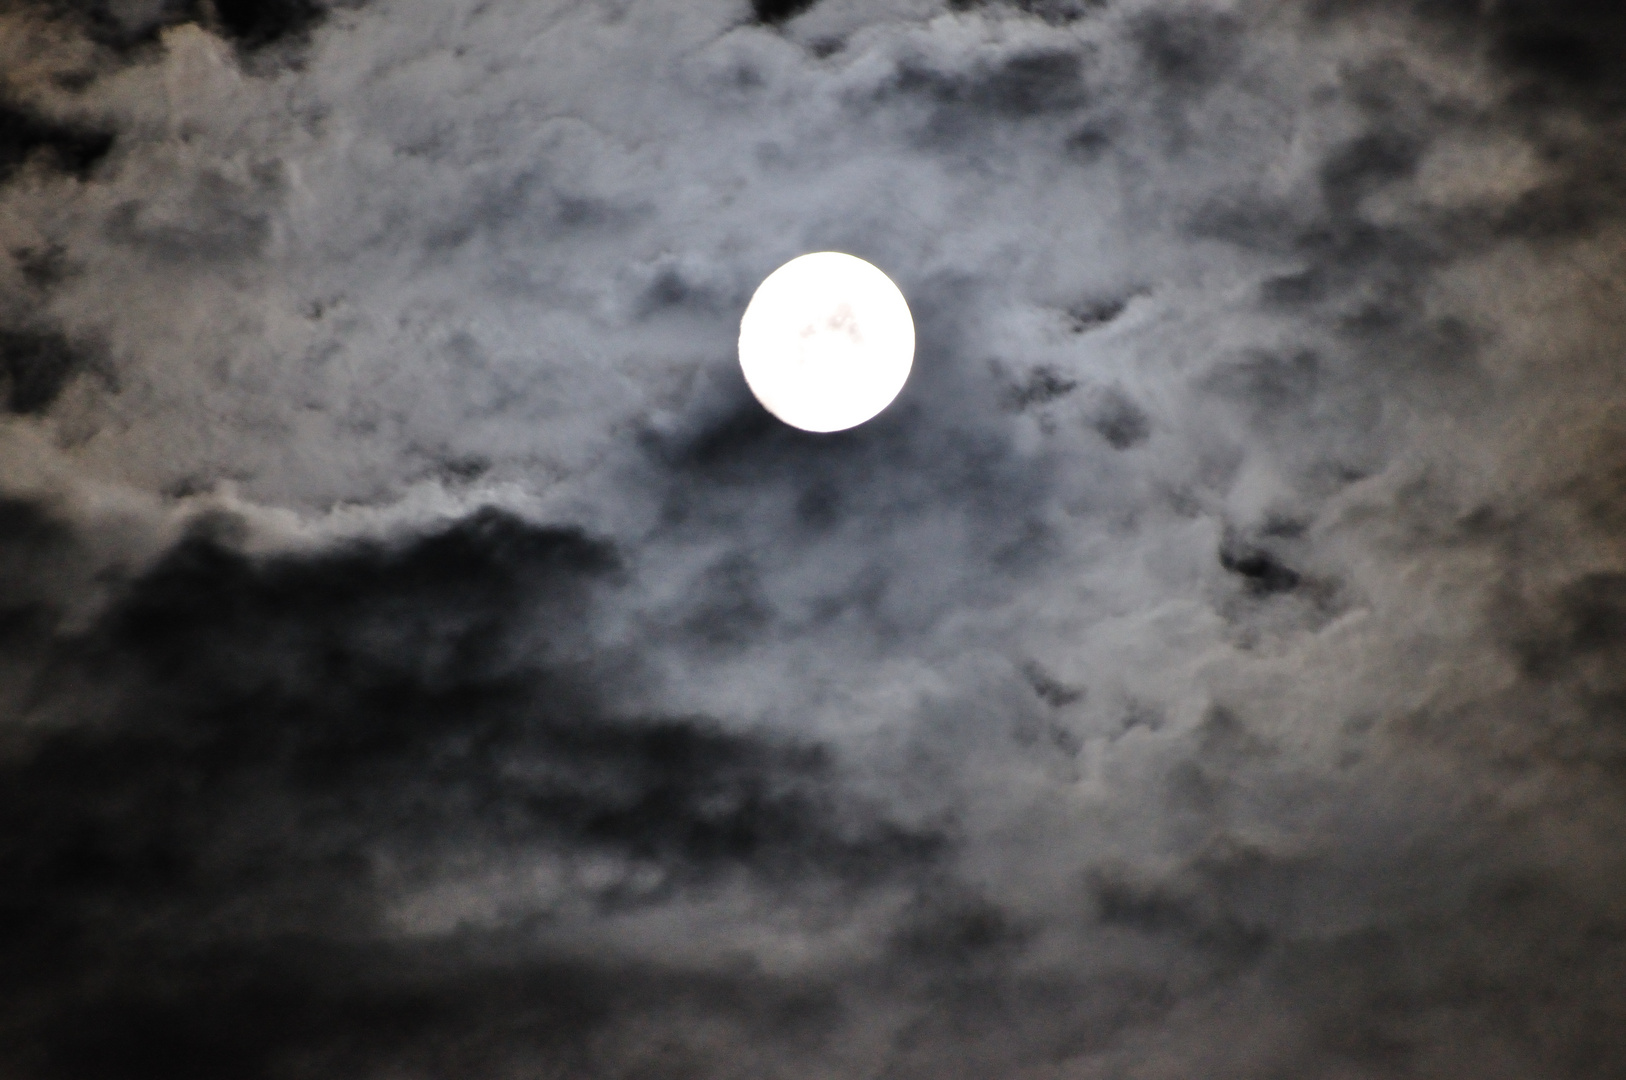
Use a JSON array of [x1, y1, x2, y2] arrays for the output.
[[105, 173, 275, 260]]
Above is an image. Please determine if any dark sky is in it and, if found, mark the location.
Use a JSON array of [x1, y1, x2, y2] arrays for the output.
[[3, 1, 1626, 1077]]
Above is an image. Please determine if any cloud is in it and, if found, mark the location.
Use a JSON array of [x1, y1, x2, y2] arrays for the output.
[[1, 0, 1625, 1076], [1, 502, 950, 1078]]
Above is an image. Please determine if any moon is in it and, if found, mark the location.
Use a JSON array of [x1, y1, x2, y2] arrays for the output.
[[738, 252, 916, 433]]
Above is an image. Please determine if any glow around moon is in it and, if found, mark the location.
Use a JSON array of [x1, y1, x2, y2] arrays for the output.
[[738, 252, 915, 433]]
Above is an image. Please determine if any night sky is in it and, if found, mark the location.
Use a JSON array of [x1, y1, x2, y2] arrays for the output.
[[3, 1, 1626, 1077]]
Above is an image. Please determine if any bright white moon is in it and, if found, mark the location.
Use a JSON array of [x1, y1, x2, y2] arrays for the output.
[[738, 252, 915, 433]]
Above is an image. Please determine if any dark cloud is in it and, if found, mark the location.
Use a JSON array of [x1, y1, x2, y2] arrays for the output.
[[1020, 659, 1083, 707], [10, 242, 73, 292], [0, 499, 76, 705], [1291, 2, 1626, 247], [1086, 386, 1149, 449], [1088, 858, 1272, 964], [11, 505, 933, 883], [1130, 5, 1241, 98], [1000, 363, 1077, 411], [61, 0, 199, 50], [0, 502, 945, 1078], [105, 173, 275, 261], [949, 0, 1101, 26], [889, 46, 1090, 139], [751, 0, 821, 28], [17, 0, 330, 53], [1409, 0, 1626, 107], [0, 328, 93, 415], [19, 937, 856, 1080], [210, 0, 329, 50], [1218, 536, 1302, 598], [0, 102, 114, 182], [1063, 294, 1129, 332]]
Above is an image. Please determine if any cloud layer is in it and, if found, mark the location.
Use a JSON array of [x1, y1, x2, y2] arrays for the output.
[[2, 1, 1625, 1076]]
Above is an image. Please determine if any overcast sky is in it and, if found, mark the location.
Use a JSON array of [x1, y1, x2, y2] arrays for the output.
[[3, 1, 1625, 1077]]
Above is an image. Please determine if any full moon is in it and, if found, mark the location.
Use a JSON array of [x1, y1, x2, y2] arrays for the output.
[[738, 252, 916, 433]]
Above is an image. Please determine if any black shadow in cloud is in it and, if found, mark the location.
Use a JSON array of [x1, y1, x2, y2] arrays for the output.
[[0, 103, 113, 183], [0, 328, 97, 415]]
